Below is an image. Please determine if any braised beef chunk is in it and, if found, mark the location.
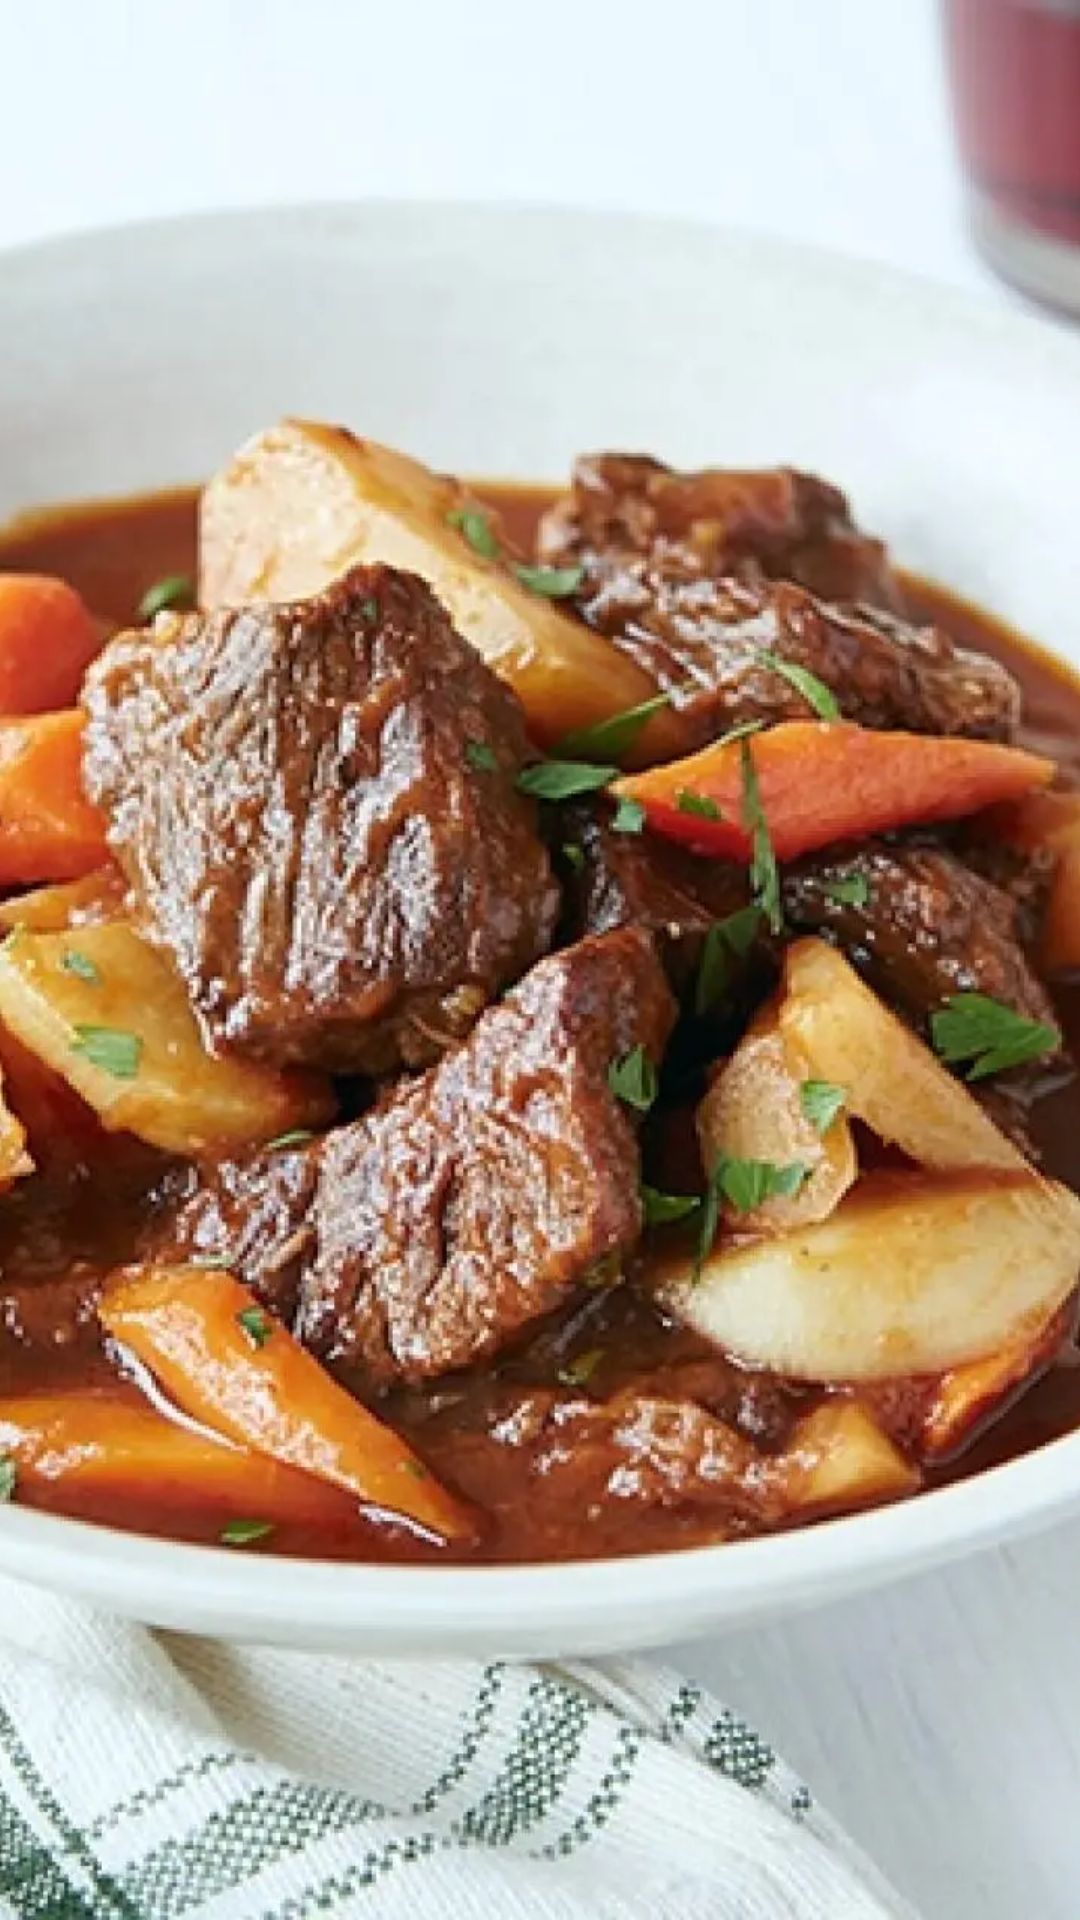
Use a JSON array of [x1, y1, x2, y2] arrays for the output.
[[82, 564, 560, 1075], [538, 453, 901, 609], [152, 930, 676, 1387], [559, 800, 748, 990], [782, 841, 1058, 1037]]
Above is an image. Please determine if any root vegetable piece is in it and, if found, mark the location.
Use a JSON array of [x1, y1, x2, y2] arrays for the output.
[[199, 420, 684, 758], [696, 999, 856, 1234], [0, 923, 334, 1155], [0, 865, 126, 935], [920, 1304, 1072, 1459], [778, 938, 1025, 1171], [655, 1167, 1080, 1381], [781, 1401, 919, 1511], [0, 710, 109, 884], [100, 1265, 474, 1542], [0, 575, 103, 714]]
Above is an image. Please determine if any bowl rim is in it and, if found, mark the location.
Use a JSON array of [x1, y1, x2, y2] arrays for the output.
[[2, 197, 1080, 1643]]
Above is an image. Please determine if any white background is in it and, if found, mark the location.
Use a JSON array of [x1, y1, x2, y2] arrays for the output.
[[3, 4, 1079, 1917]]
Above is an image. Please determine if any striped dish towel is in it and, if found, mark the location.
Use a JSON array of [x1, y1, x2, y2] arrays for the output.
[[0, 1573, 915, 1918]]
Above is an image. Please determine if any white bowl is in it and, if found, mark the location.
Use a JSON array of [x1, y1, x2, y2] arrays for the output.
[[2, 202, 1080, 1656]]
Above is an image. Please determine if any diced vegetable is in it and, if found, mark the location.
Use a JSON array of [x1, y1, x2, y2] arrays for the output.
[[0, 575, 102, 714], [99, 1266, 475, 1542], [920, 1305, 1069, 1459], [612, 722, 1054, 863], [779, 939, 1025, 1170], [781, 1402, 919, 1511], [0, 923, 334, 1155], [0, 865, 126, 935], [656, 1167, 1080, 1380], [199, 420, 686, 759], [0, 710, 109, 884], [0, 1390, 354, 1527], [696, 1001, 856, 1234]]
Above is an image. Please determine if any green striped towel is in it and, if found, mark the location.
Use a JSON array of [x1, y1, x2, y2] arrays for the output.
[[0, 1574, 915, 1918]]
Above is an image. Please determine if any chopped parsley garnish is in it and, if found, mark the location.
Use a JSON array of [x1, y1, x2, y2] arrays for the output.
[[360, 597, 380, 621], [739, 736, 782, 934], [758, 652, 840, 721], [515, 562, 584, 599], [264, 1128, 315, 1151], [607, 1043, 658, 1113], [824, 871, 871, 909], [70, 1025, 141, 1080], [676, 789, 721, 822], [446, 507, 500, 560], [717, 1154, 809, 1214], [236, 1305, 272, 1349], [61, 948, 100, 985], [611, 796, 646, 835], [561, 841, 585, 872], [930, 993, 1060, 1082], [558, 691, 673, 764], [465, 740, 498, 773], [799, 1079, 846, 1134], [557, 1347, 605, 1388], [516, 759, 617, 802], [641, 1184, 701, 1227], [138, 574, 195, 620], [220, 1519, 274, 1548], [694, 905, 763, 1017], [714, 719, 765, 750], [0, 1458, 16, 1504]]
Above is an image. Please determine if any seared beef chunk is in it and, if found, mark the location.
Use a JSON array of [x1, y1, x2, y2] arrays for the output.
[[82, 564, 560, 1075], [537, 458, 1019, 750], [153, 1145, 319, 1323], [782, 841, 1058, 1036], [538, 453, 901, 609], [154, 930, 676, 1387], [559, 800, 748, 991]]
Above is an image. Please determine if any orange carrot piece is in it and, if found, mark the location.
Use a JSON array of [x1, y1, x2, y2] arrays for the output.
[[0, 576, 103, 716], [0, 710, 109, 884], [613, 721, 1054, 863], [0, 1390, 355, 1530], [100, 1266, 475, 1544]]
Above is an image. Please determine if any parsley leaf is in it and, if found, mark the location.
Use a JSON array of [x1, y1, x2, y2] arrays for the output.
[[607, 1043, 658, 1113], [561, 841, 585, 872], [694, 905, 763, 1017], [611, 796, 646, 834], [713, 719, 766, 751], [557, 1346, 605, 1388], [799, 1078, 847, 1134], [236, 1305, 272, 1349], [516, 759, 617, 802], [138, 574, 195, 620], [739, 736, 782, 934], [446, 507, 500, 560], [264, 1128, 315, 1151], [824, 872, 871, 909], [676, 789, 722, 822], [758, 651, 840, 721], [515, 562, 585, 599], [930, 994, 1060, 1082], [61, 948, 100, 985], [360, 596, 380, 621], [715, 1154, 809, 1214], [0, 1458, 16, 1503], [558, 691, 673, 764], [220, 1519, 274, 1548], [641, 1184, 701, 1226], [71, 1025, 141, 1080], [465, 740, 498, 773], [693, 1161, 726, 1280]]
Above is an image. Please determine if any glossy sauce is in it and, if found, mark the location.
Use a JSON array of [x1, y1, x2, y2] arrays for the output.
[[0, 483, 1079, 1558]]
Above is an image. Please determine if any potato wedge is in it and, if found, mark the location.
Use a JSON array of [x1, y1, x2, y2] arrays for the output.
[[696, 999, 857, 1233], [656, 1167, 1080, 1381], [199, 420, 685, 758], [779, 938, 1024, 1171], [0, 923, 334, 1155], [0, 865, 126, 935], [781, 1401, 919, 1511]]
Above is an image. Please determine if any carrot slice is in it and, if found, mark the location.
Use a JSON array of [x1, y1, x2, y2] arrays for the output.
[[0, 710, 108, 884], [0, 575, 102, 715], [0, 1390, 355, 1530], [612, 721, 1055, 864], [100, 1266, 475, 1544]]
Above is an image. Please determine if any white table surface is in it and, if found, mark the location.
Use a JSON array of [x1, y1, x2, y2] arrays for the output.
[[3, 2, 1078, 1914]]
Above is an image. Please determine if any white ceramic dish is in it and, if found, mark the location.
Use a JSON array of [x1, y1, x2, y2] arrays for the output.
[[2, 202, 1080, 1656]]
